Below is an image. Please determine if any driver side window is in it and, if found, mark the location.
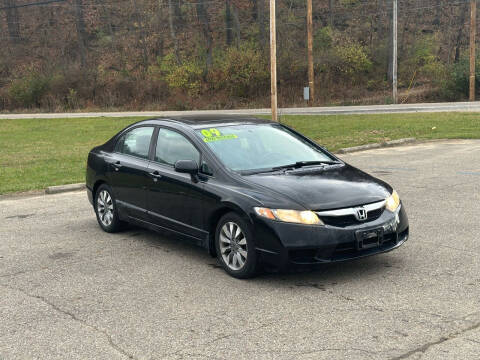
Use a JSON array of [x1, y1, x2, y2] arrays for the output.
[[155, 128, 200, 166]]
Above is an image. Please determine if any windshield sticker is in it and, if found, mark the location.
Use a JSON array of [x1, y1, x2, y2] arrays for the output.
[[201, 128, 238, 143]]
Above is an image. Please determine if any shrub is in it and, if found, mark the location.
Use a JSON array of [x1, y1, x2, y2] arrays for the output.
[[450, 58, 470, 96], [334, 42, 372, 77], [210, 43, 269, 98], [0, 87, 8, 110], [8, 73, 51, 108], [158, 53, 203, 97], [314, 27, 333, 51], [400, 35, 447, 86], [340, 0, 361, 7], [66, 88, 80, 110], [443, 56, 480, 99]]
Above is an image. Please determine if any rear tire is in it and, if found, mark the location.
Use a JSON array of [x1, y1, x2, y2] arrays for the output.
[[94, 184, 125, 233], [215, 212, 258, 279]]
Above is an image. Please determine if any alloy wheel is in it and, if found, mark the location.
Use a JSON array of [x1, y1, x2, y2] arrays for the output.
[[97, 190, 114, 226], [219, 222, 248, 271]]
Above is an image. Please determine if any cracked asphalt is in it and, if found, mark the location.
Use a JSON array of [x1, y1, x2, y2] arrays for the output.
[[1, 139, 479, 359]]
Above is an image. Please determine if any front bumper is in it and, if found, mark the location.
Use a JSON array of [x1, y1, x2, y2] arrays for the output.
[[252, 204, 409, 269]]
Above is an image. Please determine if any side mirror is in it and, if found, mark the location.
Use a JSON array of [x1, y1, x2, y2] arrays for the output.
[[174, 160, 199, 175]]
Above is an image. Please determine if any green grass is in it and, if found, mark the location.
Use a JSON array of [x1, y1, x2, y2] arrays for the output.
[[1, 112, 480, 194], [0, 117, 149, 194], [277, 112, 480, 152]]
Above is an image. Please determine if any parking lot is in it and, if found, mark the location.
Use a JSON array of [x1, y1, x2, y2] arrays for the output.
[[1, 139, 479, 359]]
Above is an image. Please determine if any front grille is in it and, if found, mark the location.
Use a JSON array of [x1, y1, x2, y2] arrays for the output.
[[288, 227, 408, 264], [327, 237, 397, 261], [319, 207, 384, 227]]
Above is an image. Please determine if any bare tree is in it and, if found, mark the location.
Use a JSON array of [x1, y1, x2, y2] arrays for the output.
[[231, 2, 240, 46], [3, 0, 21, 43], [131, 0, 149, 71], [226, 0, 233, 45], [329, 0, 334, 27], [196, 0, 213, 69], [168, 0, 181, 62], [153, 0, 165, 58], [454, 3, 468, 62], [251, 0, 265, 47], [73, 0, 87, 67], [433, 0, 442, 26]]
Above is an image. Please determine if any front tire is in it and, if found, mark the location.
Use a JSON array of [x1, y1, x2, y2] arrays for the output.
[[94, 184, 125, 233], [215, 212, 258, 279]]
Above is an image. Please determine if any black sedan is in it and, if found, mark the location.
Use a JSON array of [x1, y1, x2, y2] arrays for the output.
[[86, 116, 409, 278]]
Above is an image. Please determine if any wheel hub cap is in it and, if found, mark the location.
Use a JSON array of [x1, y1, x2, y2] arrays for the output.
[[97, 190, 114, 226], [219, 222, 247, 271]]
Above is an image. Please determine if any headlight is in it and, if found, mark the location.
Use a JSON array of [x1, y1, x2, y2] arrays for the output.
[[254, 207, 324, 225], [385, 190, 400, 212]]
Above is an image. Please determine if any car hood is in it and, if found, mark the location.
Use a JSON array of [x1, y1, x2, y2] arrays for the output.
[[243, 164, 392, 211]]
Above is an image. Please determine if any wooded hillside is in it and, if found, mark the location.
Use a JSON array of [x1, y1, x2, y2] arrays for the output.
[[0, 0, 477, 111]]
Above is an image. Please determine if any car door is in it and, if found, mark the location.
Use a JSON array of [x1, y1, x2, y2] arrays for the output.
[[146, 127, 208, 241], [106, 126, 155, 220]]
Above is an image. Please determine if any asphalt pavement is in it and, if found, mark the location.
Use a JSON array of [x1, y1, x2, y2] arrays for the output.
[[3, 101, 480, 119], [1, 139, 479, 359]]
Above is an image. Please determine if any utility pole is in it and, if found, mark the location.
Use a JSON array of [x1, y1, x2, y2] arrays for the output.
[[470, 0, 476, 101], [392, 0, 398, 104], [270, 0, 278, 122], [307, 0, 314, 105]]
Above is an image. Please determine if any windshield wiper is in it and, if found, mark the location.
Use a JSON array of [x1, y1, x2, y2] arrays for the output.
[[240, 160, 341, 175], [271, 160, 341, 171]]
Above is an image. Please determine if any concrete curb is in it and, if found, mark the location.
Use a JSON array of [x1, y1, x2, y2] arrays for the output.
[[45, 183, 86, 195], [337, 138, 416, 154]]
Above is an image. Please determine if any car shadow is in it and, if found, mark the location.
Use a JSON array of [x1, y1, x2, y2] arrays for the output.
[[121, 226, 213, 260], [256, 255, 406, 288], [121, 225, 407, 287]]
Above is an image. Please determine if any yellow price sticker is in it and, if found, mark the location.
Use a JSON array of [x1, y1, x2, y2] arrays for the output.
[[203, 134, 238, 143], [201, 128, 222, 138], [201, 128, 238, 142]]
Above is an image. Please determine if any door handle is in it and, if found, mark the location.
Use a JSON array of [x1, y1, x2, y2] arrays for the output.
[[112, 161, 123, 171], [149, 171, 162, 181]]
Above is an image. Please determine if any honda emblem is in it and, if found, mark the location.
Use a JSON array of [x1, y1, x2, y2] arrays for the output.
[[355, 207, 368, 221]]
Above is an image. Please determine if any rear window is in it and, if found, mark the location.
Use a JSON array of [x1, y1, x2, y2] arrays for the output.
[[115, 127, 154, 159]]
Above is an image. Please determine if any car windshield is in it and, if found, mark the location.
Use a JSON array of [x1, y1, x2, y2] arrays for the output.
[[196, 124, 336, 173]]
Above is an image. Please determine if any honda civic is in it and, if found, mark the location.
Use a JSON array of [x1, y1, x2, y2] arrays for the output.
[[86, 116, 409, 278]]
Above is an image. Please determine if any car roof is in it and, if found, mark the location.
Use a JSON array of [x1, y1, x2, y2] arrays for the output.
[[137, 115, 274, 129]]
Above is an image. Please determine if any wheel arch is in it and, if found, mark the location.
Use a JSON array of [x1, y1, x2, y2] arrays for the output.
[[206, 202, 253, 257], [92, 179, 108, 201]]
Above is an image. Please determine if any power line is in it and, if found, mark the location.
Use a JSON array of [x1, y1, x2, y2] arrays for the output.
[[0, 0, 68, 11], [0, 0, 470, 16], [0, 0, 241, 10]]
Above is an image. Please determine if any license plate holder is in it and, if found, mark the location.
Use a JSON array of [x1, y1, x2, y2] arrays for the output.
[[355, 228, 384, 250]]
